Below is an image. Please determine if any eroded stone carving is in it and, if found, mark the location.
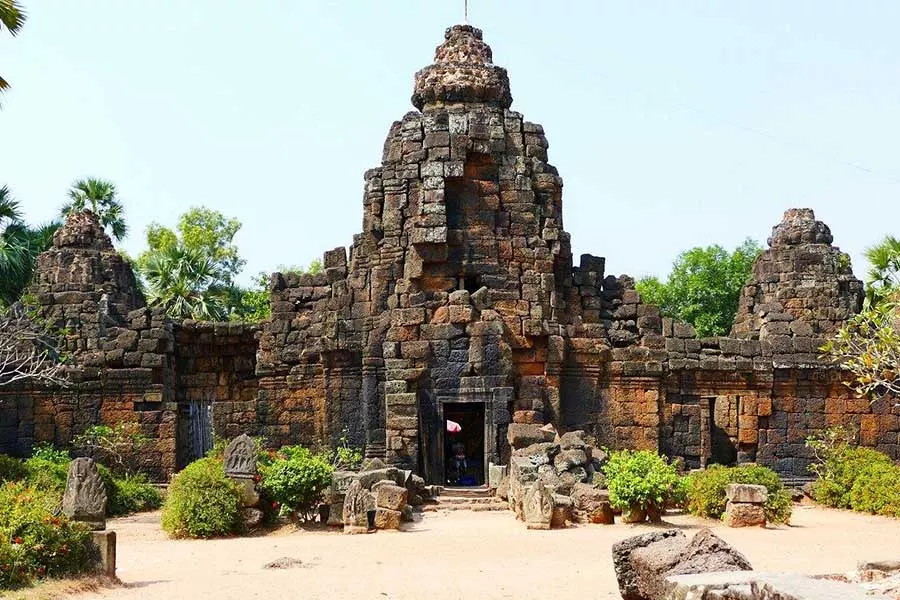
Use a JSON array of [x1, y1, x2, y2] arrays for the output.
[[224, 434, 258, 479], [523, 479, 554, 530], [62, 457, 107, 530]]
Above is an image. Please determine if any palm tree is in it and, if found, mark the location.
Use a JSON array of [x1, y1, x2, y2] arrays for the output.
[[141, 244, 229, 321], [61, 177, 128, 241], [0, 0, 26, 95], [0, 185, 60, 307]]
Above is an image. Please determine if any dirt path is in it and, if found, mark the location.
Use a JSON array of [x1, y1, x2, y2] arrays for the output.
[[67, 504, 900, 600]]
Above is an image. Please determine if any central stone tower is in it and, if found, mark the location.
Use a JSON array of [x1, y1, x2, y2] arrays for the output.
[[259, 24, 579, 483]]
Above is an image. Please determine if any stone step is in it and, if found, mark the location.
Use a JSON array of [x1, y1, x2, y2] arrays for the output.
[[422, 500, 509, 513], [436, 485, 493, 499], [433, 496, 500, 505]]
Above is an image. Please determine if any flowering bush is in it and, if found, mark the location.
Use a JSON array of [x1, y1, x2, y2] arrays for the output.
[[0, 482, 91, 589], [161, 458, 241, 538]]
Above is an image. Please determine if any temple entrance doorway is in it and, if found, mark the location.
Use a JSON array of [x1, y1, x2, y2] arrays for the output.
[[444, 402, 485, 487]]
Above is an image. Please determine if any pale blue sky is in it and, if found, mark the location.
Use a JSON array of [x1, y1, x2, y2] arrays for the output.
[[2, 1, 898, 286]]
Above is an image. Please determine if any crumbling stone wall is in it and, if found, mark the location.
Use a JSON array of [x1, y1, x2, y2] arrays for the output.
[[3, 26, 896, 483]]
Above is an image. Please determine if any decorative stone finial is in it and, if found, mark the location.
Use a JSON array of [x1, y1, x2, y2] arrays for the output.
[[767, 208, 834, 247], [412, 24, 513, 111], [53, 210, 114, 250]]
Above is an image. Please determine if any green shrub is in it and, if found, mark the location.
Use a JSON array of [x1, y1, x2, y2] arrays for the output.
[[29, 444, 70, 465], [22, 458, 69, 507], [259, 446, 333, 521], [807, 425, 896, 510], [0, 455, 27, 483], [161, 458, 241, 538], [0, 482, 92, 589], [812, 446, 892, 509], [106, 473, 163, 517], [848, 462, 900, 517], [687, 464, 792, 524], [602, 450, 681, 516]]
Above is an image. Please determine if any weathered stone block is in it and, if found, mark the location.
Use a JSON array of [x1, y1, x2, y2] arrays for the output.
[[375, 484, 408, 511], [724, 502, 766, 528], [726, 483, 768, 504]]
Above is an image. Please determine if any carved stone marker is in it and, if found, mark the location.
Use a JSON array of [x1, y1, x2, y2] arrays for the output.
[[224, 434, 260, 507], [523, 479, 554, 530], [342, 479, 372, 534], [62, 457, 107, 530], [224, 434, 258, 479]]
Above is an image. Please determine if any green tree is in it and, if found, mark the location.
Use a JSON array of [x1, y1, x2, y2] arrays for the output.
[[864, 235, 900, 306], [0, 0, 26, 97], [636, 239, 762, 337], [823, 292, 899, 400], [137, 207, 251, 321], [60, 177, 128, 241], [141, 243, 228, 321], [138, 207, 244, 284], [0, 186, 60, 307]]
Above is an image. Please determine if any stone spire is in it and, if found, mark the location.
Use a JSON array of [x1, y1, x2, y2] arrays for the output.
[[766, 208, 834, 247], [731, 208, 864, 350], [411, 25, 513, 111]]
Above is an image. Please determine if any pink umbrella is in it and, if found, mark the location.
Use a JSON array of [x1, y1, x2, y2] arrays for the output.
[[446, 420, 462, 433]]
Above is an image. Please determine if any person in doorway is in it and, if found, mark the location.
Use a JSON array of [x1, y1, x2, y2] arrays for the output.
[[451, 441, 467, 484]]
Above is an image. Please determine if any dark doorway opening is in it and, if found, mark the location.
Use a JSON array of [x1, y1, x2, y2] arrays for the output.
[[444, 402, 485, 486], [709, 397, 737, 465]]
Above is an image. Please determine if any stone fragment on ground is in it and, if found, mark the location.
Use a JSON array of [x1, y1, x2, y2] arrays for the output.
[[664, 572, 888, 600], [613, 528, 752, 600], [263, 557, 306, 570]]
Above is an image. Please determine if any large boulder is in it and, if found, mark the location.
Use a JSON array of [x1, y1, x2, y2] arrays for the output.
[[613, 529, 752, 600]]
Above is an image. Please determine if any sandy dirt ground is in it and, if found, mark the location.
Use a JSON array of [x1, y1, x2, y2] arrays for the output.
[[63, 504, 900, 600]]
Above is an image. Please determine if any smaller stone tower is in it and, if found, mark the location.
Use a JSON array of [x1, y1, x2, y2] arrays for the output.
[[731, 208, 864, 364]]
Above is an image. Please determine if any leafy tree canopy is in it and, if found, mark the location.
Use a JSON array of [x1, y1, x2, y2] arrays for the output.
[[139, 207, 245, 285], [636, 238, 762, 337], [0, 0, 26, 96], [0, 185, 60, 307], [824, 292, 900, 401], [864, 235, 900, 306]]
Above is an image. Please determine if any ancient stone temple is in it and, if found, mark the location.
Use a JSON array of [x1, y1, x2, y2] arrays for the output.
[[0, 25, 895, 483]]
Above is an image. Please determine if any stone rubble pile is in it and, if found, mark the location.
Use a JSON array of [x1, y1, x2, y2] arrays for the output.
[[500, 428, 612, 529], [332, 458, 429, 533]]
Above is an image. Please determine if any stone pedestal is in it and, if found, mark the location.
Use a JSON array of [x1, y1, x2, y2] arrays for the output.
[[724, 484, 767, 528], [90, 530, 116, 578]]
